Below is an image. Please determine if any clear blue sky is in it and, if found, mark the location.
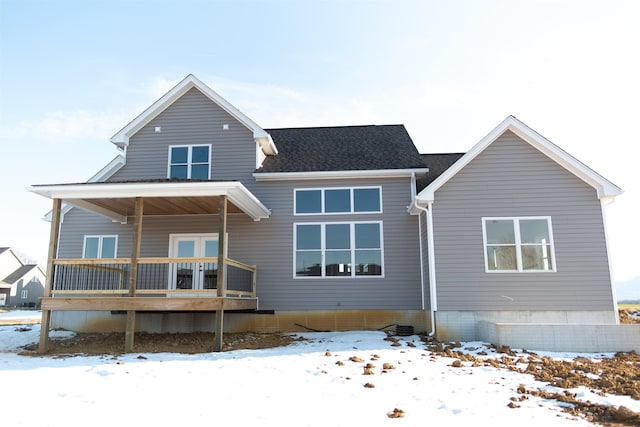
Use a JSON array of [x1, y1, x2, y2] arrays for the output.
[[1, 0, 638, 282]]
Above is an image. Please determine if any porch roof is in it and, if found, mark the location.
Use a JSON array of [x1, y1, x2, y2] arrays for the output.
[[27, 180, 271, 223]]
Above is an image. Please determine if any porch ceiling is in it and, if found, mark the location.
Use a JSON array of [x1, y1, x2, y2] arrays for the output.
[[28, 180, 271, 223]]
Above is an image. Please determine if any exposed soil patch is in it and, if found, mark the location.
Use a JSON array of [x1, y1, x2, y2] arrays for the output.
[[423, 337, 640, 426], [619, 308, 640, 324], [21, 331, 301, 356]]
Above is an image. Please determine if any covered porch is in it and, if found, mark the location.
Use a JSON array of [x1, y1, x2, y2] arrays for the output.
[[28, 180, 271, 353]]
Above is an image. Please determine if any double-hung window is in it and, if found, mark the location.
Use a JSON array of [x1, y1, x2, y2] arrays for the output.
[[168, 145, 211, 179], [83, 235, 118, 259], [295, 187, 381, 215], [482, 217, 556, 272], [295, 222, 383, 277]]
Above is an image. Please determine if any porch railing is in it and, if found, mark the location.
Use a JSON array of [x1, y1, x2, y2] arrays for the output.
[[50, 257, 257, 298]]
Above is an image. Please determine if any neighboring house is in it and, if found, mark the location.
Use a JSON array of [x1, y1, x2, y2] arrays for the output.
[[28, 74, 625, 352], [0, 247, 45, 307]]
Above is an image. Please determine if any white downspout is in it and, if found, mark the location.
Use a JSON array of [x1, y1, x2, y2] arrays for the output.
[[411, 174, 426, 311], [417, 206, 426, 311], [414, 200, 437, 337]]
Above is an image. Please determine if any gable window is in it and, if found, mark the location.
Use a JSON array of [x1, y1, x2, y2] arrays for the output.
[[168, 145, 211, 179], [83, 235, 118, 259], [21, 290, 28, 299], [295, 221, 383, 277], [295, 187, 381, 215], [482, 217, 555, 272]]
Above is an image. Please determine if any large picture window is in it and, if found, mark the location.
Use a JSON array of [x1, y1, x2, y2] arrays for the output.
[[83, 235, 118, 259], [295, 222, 383, 277], [482, 217, 555, 272], [168, 145, 211, 179], [295, 187, 381, 215]]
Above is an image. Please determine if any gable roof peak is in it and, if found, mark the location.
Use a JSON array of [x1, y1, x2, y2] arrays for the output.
[[110, 74, 277, 155], [416, 115, 622, 202]]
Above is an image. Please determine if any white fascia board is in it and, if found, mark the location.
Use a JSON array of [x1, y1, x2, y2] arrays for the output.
[[416, 115, 623, 202], [253, 168, 429, 181], [29, 181, 271, 221], [109, 74, 277, 155], [227, 186, 272, 221], [30, 181, 234, 199], [42, 204, 73, 223], [40, 155, 125, 222], [505, 119, 623, 199], [255, 134, 278, 155], [88, 155, 126, 182]]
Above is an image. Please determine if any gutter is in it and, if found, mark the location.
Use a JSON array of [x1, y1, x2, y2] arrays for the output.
[[412, 199, 437, 337]]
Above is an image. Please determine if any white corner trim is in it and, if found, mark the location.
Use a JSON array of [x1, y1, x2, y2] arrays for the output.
[[109, 74, 277, 155], [416, 115, 623, 202], [254, 168, 428, 181], [599, 198, 620, 316]]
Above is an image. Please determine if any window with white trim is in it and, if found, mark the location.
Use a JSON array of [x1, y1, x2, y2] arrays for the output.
[[21, 290, 28, 299], [295, 187, 381, 215], [83, 235, 118, 259], [482, 217, 556, 272], [168, 145, 211, 179], [295, 222, 383, 277]]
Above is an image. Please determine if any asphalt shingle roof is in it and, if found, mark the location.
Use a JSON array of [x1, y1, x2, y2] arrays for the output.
[[2, 264, 37, 284], [257, 125, 428, 173], [417, 153, 465, 191]]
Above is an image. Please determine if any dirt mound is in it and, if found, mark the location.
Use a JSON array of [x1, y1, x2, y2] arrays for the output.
[[21, 331, 300, 356], [424, 337, 640, 426], [619, 308, 640, 324]]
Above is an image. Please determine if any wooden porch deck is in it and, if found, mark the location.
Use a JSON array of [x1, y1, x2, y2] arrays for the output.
[[40, 295, 258, 311], [39, 195, 256, 354]]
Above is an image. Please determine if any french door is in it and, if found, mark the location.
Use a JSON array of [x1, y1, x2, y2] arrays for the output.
[[169, 234, 225, 291]]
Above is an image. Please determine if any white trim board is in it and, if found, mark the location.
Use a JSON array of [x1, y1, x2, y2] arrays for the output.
[[29, 181, 271, 222], [255, 168, 428, 181], [416, 115, 622, 203], [110, 74, 277, 155], [42, 155, 126, 222]]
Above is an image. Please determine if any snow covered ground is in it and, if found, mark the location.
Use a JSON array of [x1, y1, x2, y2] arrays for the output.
[[1, 310, 638, 426]]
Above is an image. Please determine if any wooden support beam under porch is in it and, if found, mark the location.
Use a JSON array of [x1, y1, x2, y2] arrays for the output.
[[40, 296, 258, 312]]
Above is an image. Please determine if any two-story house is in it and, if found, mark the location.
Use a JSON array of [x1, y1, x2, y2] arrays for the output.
[[29, 74, 623, 353], [0, 247, 45, 308]]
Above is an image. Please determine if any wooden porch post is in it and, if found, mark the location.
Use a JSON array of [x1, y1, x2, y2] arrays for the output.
[[38, 198, 62, 353], [214, 195, 227, 351], [125, 197, 143, 353]]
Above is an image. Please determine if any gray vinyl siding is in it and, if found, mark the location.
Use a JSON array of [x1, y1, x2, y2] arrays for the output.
[[58, 208, 134, 258], [58, 177, 423, 311], [418, 211, 431, 310], [249, 177, 422, 310], [432, 130, 614, 311], [108, 87, 257, 185]]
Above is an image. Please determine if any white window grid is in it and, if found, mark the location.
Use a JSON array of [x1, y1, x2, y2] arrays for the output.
[[481, 216, 556, 273], [294, 186, 383, 215], [293, 220, 384, 278]]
